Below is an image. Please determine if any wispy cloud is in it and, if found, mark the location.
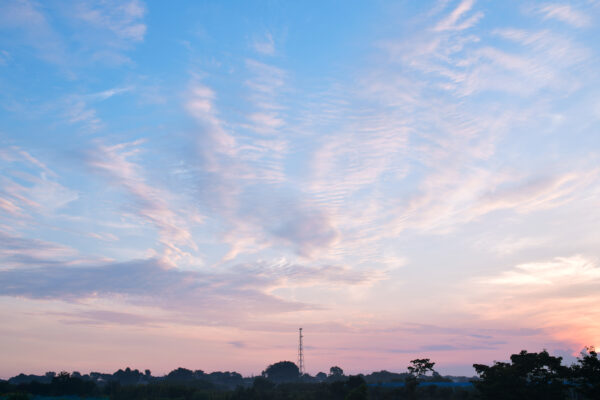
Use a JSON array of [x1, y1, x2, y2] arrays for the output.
[[535, 3, 591, 28], [243, 59, 288, 136], [472, 170, 598, 215], [0, 259, 301, 321], [0, 258, 380, 324], [482, 256, 600, 286], [68, 0, 147, 66], [0, 230, 78, 269], [73, 0, 147, 42], [433, 0, 483, 32], [183, 77, 343, 261], [0, 146, 78, 218], [64, 99, 102, 130], [384, 2, 590, 97], [91, 86, 133, 101], [62, 86, 132, 131], [0, 0, 147, 69], [474, 235, 548, 256], [469, 255, 600, 349], [85, 140, 201, 266], [0, 0, 67, 65], [54, 309, 158, 327], [0, 49, 11, 65], [252, 32, 275, 55], [279, 0, 600, 275]]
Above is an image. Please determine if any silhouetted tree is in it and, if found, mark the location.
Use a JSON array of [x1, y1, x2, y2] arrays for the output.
[[408, 358, 436, 378], [208, 371, 243, 388], [263, 361, 300, 383], [473, 350, 569, 400], [404, 358, 435, 396], [166, 367, 196, 382], [329, 366, 344, 377], [54, 371, 70, 384], [46, 371, 96, 396], [112, 367, 143, 385], [572, 346, 600, 399]]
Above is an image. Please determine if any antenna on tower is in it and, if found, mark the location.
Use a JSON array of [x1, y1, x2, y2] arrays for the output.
[[298, 327, 304, 375]]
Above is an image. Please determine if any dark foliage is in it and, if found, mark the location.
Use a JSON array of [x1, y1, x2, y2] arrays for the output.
[[206, 372, 244, 389], [572, 347, 600, 399], [262, 361, 300, 383], [112, 367, 145, 385], [316, 372, 328, 381], [166, 368, 198, 381], [0, 374, 485, 400], [369, 384, 475, 400], [3, 347, 600, 399], [5, 393, 31, 400], [330, 366, 344, 377], [473, 350, 570, 400], [9, 372, 95, 397], [7, 372, 54, 385], [408, 359, 436, 379], [363, 370, 409, 384], [107, 381, 229, 400], [230, 375, 370, 400]]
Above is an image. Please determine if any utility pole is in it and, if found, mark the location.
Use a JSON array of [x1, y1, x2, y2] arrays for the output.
[[298, 327, 304, 375]]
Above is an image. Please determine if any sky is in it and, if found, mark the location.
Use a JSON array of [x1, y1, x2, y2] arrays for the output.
[[0, 0, 599, 379]]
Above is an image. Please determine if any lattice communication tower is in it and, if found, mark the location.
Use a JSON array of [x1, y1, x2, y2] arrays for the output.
[[298, 327, 304, 375]]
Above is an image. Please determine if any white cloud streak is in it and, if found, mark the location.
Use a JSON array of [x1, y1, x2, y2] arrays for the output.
[[536, 3, 591, 28], [85, 140, 201, 267], [0, 146, 78, 218], [73, 0, 147, 42], [469, 256, 600, 348], [0, 0, 147, 69], [433, 0, 483, 32]]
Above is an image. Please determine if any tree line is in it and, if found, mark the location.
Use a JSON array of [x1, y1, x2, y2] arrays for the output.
[[0, 347, 598, 399]]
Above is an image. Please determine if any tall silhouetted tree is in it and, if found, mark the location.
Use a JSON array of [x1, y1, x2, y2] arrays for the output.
[[408, 358, 436, 378], [405, 358, 435, 395]]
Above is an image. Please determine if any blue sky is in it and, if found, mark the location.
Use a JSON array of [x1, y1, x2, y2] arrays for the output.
[[1, 0, 600, 378]]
